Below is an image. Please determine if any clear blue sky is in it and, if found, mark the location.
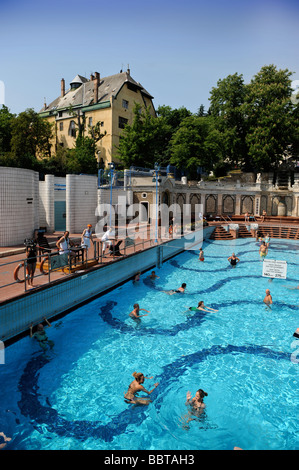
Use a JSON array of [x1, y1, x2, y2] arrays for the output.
[[1, 0, 299, 115]]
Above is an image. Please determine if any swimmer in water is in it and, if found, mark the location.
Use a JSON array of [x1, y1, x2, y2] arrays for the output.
[[263, 289, 272, 309], [163, 283, 186, 295], [199, 249, 204, 262], [185, 301, 218, 313], [181, 389, 208, 428], [293, 328, 299, 339], [29, 319, 54, 351], [129, 303, 150, 322], [228, 253, 240, 267], [149, 271, 160, 280], [259, 242, 268, 261], [124, 372, 159, 405]]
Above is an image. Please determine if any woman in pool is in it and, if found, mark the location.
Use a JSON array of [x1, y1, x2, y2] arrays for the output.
[[129, 304, 149, 321], [186, 389, 208, 412], [185, 301, 218, 313], [124, 372, 159, 405]]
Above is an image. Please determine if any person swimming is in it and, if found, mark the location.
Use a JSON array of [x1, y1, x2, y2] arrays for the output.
[[259, 242, 268, 261], [199, 249, 204, 262], [163, 283, 186, 295], [29, 319, 54, 351], [124, 372, 159, 405], [181, 388, 208, 428], [149, 271, 160, 280], [186, 301, 218, 313]]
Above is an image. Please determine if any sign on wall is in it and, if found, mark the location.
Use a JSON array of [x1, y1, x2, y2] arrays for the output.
[[262, 259, 287, 279]]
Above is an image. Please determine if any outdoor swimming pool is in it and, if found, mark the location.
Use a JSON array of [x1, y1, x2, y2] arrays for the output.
[[0, 238, 298, 450]]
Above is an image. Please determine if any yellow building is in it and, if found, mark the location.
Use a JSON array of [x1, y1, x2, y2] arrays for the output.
[[39, 68, 156, 167]]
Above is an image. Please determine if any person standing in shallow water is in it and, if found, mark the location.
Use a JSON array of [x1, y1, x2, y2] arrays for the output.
[[124, 372, 159, 405]]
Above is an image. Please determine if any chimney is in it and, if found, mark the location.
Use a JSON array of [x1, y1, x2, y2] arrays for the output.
[[61, 78, 65, 97], [94, 72, 100, 103], [90, 73, 94, 81]]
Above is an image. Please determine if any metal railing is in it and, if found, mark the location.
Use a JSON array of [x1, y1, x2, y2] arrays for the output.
[[0, 223, 202, 298]]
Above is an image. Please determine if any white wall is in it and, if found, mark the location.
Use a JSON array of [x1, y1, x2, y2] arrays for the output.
[[0, 167, 39, 246], [66, 174, 98, 233]]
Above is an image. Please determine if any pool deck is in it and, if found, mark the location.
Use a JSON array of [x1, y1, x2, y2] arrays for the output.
[[0, 219, 298, 304]]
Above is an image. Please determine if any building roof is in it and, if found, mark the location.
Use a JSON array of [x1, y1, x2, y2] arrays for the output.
[[40, 70, 154, 113]]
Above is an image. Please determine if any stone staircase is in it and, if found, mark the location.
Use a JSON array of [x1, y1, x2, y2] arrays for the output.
[[238, 224, 253, 238], [209, 226, 234, 240]]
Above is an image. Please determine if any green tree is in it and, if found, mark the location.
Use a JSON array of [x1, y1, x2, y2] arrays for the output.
[[169, 115, 218, 178], [209, 73, 248, 169], [0, 105, 16, 155], [244, 65, 296, 171], [10, 108, 53, 169], [117, 104, 171, 168]]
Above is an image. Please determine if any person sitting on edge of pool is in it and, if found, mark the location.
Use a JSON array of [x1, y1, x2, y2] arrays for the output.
[[185, 301, 218, 313], [228, 253, 240, 267], [163, 283, 186, 295], [129, 303, 150, 321], [124, 372, 159, 405]]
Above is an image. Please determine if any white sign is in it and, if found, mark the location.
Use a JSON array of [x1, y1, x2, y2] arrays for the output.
[[262, 259, 287, 279]]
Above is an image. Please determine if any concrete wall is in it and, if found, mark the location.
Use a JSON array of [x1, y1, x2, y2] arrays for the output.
[[0, 167, 39, 246], [0, 228, 205, 342], [66, 174, 98, 233]]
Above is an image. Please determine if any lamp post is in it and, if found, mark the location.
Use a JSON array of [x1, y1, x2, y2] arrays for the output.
[[152, 162, 161, 243], [108, 161, 115, 227]]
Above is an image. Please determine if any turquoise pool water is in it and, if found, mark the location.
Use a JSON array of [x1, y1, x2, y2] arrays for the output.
[[0, 238, 298, 450]]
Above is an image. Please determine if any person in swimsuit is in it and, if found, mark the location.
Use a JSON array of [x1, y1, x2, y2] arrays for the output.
[[81, 224, 94, 257], [149, 271, 160, 280], [293, 328, 299, 339], [228, 253, 240, 267], [26, 243, 37, 286], [163, 283, 186, 295], [186, 301, 218, 313], [263, 289, 272, 309], [264, 233, 271, 248], [29, 319, 54, 351], [124, 372, 159, 405], [199, 249, 204, 262], [259, 242, 268, 261], [181, 388, 208, 428], [129, 304, 150, 322]]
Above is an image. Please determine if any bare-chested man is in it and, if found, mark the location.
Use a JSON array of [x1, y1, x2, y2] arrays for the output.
[[259, 242, 268, 261], [263, 289, 272, 309]]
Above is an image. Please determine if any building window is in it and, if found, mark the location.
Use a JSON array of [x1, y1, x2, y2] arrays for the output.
[[122, 99, 129, 109], [89, 117, 93, 127], [119, 116, 128, 129], [59, 122, 63, 131], [58, 111, 63, 117], [68, 120, 76, 138]]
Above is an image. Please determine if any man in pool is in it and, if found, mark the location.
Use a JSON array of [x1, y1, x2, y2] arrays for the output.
[[149, 271, 160, 280], [259, 241, 268, 261], [263, 289, 273, 309], [163, 283, 186, 295]]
